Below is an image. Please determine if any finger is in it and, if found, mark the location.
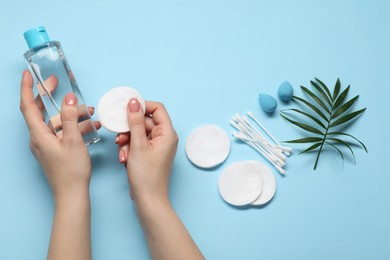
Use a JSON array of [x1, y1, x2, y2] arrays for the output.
[[116, 132, 130, 145], [127, 98, 148, 148], [55, 120, 102, 139], [34, 95, 45, 121], [60, 93, 82, 142], [88, 106, 95, 116], [20, 70, 48, 131], [115, 117, 154, 145], [34, 76, 59, 122], [118, 143, 129, 164], [46, 75, 58, 94], [35, 75, 58, 97], [145, 101, 174, 127], [76, 119, 100, 136], [94, 121, 102, 130], [145, 116, 156, 134]]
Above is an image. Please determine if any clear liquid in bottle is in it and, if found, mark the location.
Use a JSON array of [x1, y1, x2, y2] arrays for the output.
[[23, 27, 100, 145]]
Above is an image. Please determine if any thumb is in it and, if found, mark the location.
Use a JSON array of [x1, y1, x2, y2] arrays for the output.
[[60, 93, 82, 142], [127, 98, 148, 148]]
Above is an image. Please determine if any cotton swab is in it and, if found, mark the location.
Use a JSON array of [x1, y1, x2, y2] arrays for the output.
[[231, 123, 280, 164], [247, 111, 292, 156], [233, 133, 285, 174], [233, 130, 286, 168], [240, 116, 287, 161], [247, 111, 280, 145], [233, 115, 287, 162], [233, 131, 285, 167], [231, 119, 284, 163], [231, 115, 289, 158], [233, 132, 290, 167], [230, 112, 291, 175]]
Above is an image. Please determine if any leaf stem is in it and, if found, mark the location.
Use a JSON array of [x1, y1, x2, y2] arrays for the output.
[[313, 119, 330, 170], [313, 93, 335, 170]]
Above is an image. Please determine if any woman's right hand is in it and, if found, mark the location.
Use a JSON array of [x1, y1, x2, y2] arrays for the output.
[[115, 99, 179, 203], [115, 99, 204, 260]]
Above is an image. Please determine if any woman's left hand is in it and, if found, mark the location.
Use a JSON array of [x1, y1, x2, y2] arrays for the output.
[[20, 70, 101, 199]]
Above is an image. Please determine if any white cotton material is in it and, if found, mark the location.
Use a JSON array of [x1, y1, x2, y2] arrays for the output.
[[249, 160, 276, 206], [218, 161, 263, 206], [97, 86, 146, 133], [185, 125, 231, 168]]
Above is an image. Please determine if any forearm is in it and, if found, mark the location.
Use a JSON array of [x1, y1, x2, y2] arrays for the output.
[[135, 195, 204, 260], [48, 188, 92, 260]]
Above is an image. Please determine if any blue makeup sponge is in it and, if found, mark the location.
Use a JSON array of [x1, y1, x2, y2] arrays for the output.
[[278, 81, 294, 101], [259, 94, 277, 113]]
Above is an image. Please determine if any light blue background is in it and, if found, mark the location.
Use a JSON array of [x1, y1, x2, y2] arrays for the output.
[[1, 1, 389, 259]]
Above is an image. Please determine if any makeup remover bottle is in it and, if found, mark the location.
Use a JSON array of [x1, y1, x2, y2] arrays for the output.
[[23, 26, 100, 145]]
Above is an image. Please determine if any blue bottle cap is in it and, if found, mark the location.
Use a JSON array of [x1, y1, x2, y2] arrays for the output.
[[23, 26, 50, 49]]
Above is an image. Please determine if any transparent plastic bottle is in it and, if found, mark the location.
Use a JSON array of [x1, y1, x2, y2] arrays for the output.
[[23, 26, 100, 145]]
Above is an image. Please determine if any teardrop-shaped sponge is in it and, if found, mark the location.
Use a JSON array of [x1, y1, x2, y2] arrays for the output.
[[259, 94, 277, 113], [278, 81, 294, 102]]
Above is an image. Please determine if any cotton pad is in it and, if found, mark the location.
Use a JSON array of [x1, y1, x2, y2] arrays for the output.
[[97, 86, 146, 133], [249, 161, 276, 206], [218, 161, 263, 206], [186, 125, 231, 169]]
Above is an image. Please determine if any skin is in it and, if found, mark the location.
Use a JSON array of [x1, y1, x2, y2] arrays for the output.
[[116, 98, 204, 260], [20, 70, 204, 259], [20, 70, 100, 260]]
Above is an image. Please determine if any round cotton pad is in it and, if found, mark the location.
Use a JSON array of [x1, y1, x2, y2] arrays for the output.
[[249, 161, 276, 206], [218, 161, 263, 206], [185, 125, 231, 169], [97, 86, 146, 133]]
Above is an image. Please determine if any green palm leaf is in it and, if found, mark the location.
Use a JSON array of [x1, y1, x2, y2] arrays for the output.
[[333, 78, 341, 100], [328, 132, 368, 152], [315, 77, 333, 101], [280, 114, 323, 135], [333, 85, 350, 109], [327, 138, 356, 164], [330, 108, 366, 127], [281, 108, 326, 129], [285, 137, 323, 143], [331, 95, 359, 119], [301, 86, 331, 114], [280, 78, 367, 170], [292, 96, 328, 121], [310, 80, 332, 107], [299, 142, 322, 155], [324, 141, 344, 167]]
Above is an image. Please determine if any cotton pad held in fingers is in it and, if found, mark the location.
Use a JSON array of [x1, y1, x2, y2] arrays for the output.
[[218, 161, 263, 206], [97, 86, 146, 133], [249, 161, 276, 206], [186, 125, 230, 168]]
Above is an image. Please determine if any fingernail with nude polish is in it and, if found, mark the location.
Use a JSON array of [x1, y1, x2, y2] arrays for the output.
[[129, 98, 140, 112], [65, 93, 77, 106], [119, 150, 126, 163]]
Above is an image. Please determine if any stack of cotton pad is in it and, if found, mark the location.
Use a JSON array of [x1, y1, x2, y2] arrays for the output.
[[97, 86, 146, 133], [218, 160, 276, 206], [185, 125, 231, 169]]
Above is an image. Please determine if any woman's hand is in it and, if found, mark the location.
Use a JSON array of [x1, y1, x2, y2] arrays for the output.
[[20, 70, 101, 198], [20, 70, 100, 260], [116, 98, 204, 260], [116, 99, 179, 202]]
